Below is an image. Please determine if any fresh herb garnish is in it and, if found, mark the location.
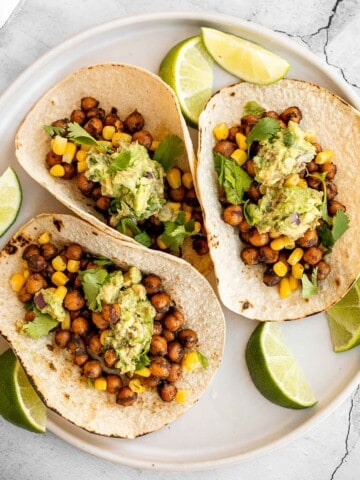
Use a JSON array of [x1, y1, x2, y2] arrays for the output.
[[214, 152, 252, 205], [301, 267, 319, 298], [43, 125, 66, 137], [282, 128, 295, 147], [22, 313, 59, 338], [153, 135, 184, 172], [246, 117, 281, 156], [318, 209, 350, 252], [158, 211, 195, 253], [310, 172, 330, 224], [135, 352, 151, 370], [92, 255, 114, 266], [66, 122, 111, 152], [107, 151, 131, 173], [23, 301, 35, 312], [78, 268, 108, 312], [197, 351, 209, 368], [117, 218, 152, 247], [243, 101, 264, 117]]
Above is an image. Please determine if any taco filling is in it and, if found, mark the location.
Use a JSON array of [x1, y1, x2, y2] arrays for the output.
[[213, 102, 349, 299]]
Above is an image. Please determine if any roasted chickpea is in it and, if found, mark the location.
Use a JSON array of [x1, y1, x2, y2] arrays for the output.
[[303, 247, 322, 265], [167, 341, 184, 363], [306, 161, 319, 173], [184, 188, 200, 207], [68, 334, 86, 354], [311, 142, 322, 154], [106, 374, 123, 394], [163, 310, 184, 332], [169, 185, 186, 202], [263, 268, 281, 286], [150, 356, 171, 378], [243, 159, 256, 177], [192, 237, 209, 256], [241, 247, 260, 265], [70, 109, 86, 125], [320, 162, 336, 180], [213, 140, 236, 157], [52, 118, 68, 129], [240, 114, 259, 135], [45, 151, 62, 168], [84, 117, 103, 136], [297, 229, 318, 248], [24, 310, 36, 323], [124, 110, 144, 133], [104, 113, 124, 131], [25, 273, 47, 294], [116, 386, 138, 406], [40, 242, 57, 260], [61, 163, 76, 180], [102, 304, 120, 324], [143, 274, 162, 295], [65, 244, 83, 261], [27, 254, 47, 272], [167, 363, 182, 383], [239, 219, 252, 233], [246, 182, 261, 202], [306, 175, 322, 190], [91, 312, 109, 330], [150, 292, 171, 313], [177, 328, 198, 349], [18, 286, 33, 303], [86, 107, 105, 120], [328, 200, 346, 216], [71, 316, 89, 336], [132, 130, 153, 149], [80, 97, 99, 111], [153, 321, 163, 336], [279, 107, 302, 124], [75, 173, 96, 197], [158, 382, 177, 402], [64, 290, 86, 311], [104, 348, 117, 368], [248, 230, 270, 247], [22, 243, 41, 260], [325, 181, 338, 200], [150, 335, 168, 356], [262, 111, 280, 120], [259, 245, 279, 264], [227, 125, 242, 142], [54, 329, 71, 348], [142, 375, 161, 388], [162, 329, 176, 342], [83, 360, 102, 379], [317, 260, 331, 280], [222, 204, 244, 226], [73, 353, 89, 366], [88, 334, 102, 355]]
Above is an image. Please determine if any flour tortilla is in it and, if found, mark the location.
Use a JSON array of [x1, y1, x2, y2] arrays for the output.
[[197, 79, 360, 321], [15, 63, 212, 275], [0, 214, 225, 438]]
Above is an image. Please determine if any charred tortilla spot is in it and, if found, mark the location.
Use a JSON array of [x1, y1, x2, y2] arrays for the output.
[[49, 361, 56, 371], [92, 231, 99, 236], [64, 393, 70, 400], [335, 278, 340, 286], [230, 92, 235, 96], [53, 219, 63, 232], [46, 344, 54, 352], [242, 301, 253, 310], [4, 243, 18, 255]]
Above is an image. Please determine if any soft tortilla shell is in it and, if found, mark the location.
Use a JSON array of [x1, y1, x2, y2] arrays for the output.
[[0, 214, 225, 438], [197, 79, 360, 321], [15, 63, 212, 275]]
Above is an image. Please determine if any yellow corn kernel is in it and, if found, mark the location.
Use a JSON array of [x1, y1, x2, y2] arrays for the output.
[[213, 122, 229, 140], [10, 273, 26, 292], [61, 311, 71, 330], [81, 144, 91, 152], [279, 277, 291, 299], [235, 132, 248, 151], [52, 135, 68, 155], [273, 261, 288, 277], [166, 167, 182, 189], [156, 237, 168, 250], [94, 377, 107, 391], [182, 203, 193, 213], [112, 132, 132, 146], [51, 271, 69, 287], [67, 259, 80, 273], [77, 160, 88, 173], [96, 140, 112, 153], [54, 286, 67, 301], [284, 173, 300, 187], [288, 247, 304, 266], [283, 236, 295, 249], [182, 172, 194, 190], [289, 275, 300, 291], [292, 263, 304, 280], [62, 141, 77, 163], [184, 211, 192, 222], [194, 221, 202, 234], [270, 237, 285, 251], [176, 389, 189, 403], [52, 255, 67, 272], [182, 351, 202, 372], [150, 140, 160, 151], [49, 164, 65, 177], [166, 201, 181, 212], [21, 260, 28, 270], [23, 269, 30, 280], [231, 149, 248, 166], [102, 125, 116, 141], [298, 179, 308, 188], [269, 231, 281, 239], [100, 329, 111, 346], [304, 129, 316, 142], [135, 367, 151, 378], [37, 232, 51, 244], [315, 150, 333, 165], [129, 378, 146, 393], [76, 149, 87, 162]]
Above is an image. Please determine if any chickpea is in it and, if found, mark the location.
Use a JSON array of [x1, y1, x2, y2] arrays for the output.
[[86, 107, 105, 120], [64, 244, 83, 261], [262, 111, 280, 120], [24, 310, 36, 323], [317, 260, 331, 280], [91, 186, 102, 201], [124, 110, 144, 134], [25, 273, 47, 294], [259, 245, 279, 264], [104, 113, 124, 131], [80, 97, 99, 111], [297, 229, 318, 248], [52, 119, 68, 129], [75, 173, 96, 197], [96, 195, 111, 211], [91, 312, 109, 330], [106, 374, 123, 394], [71, 316, 89, 336], [169, 185, 186, 202], [102, 304, 120, 324], [45, 151, 62, 168], [68, 334, 86, 355], [84, 117, 103, 136], [62, 163, 77, 180], [241, 247, 260, 265], [177, 328, 198, 349], [64, 290, 85, 311], [239, 229, 252, 244], [243, 159, 256, 177], [167, 341, 184, 363], [248, 230, 270, 247], [222, 204, 244, 226], [163, 329, 176, 342], [150, 356, 171, 378], [153, 321, 163, 336], [184, 188, 200, 207], [150, 335, 168, 356], [279, 107, 302, 124], [263, 268, 281, 286], [227, 125, 242, 142], [143, 274, 162, 295], [167, 363, 182, 383], [192, 237, 209, 256], [246, 183, 261, 202], [150, 292, 171, 313], [54, 329, 71, 348], [74, 352, 89, 366], [22, 244, 40, 260], [213, 140, 236, 157], [142, 375, 161, 388], [325, 181, 338, 200], [116, 386, 138, 406], [40, 242, 57, 260], [132, 130, 153, 149], [320, 162, 336, 180], [70, 109, 86, 125], [27, 254, 47, 272], [18, 286, 33, 303], [240, 114, 259, 135], [83, 360, 102, 379], [311, 142, 322, 154], [163, 310, 184, 332], [158, 382, 177, 402], [306, 175, 322, 190], [306, 161, 319, 173], [303, 247, 322, 265], [104, 348, 117, 368], [328, 200, 346, 217], [88, 334, 102, 355], [239, 219, 252, 233], [71, 273, 82, 290]]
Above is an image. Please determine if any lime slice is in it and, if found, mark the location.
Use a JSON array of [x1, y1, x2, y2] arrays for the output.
[[201, 27, 290, 85], [0, 166, 22, 237], [246, 322, 317, 409], [326, 279, 360, 352], [0, 349, 46, 433], [159, 35, 214, 127]]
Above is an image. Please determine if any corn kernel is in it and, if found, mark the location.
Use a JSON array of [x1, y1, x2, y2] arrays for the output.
[[37, 232, 51, 244], [156, 237, 168, 250], [76, 149, 87, 162], [135, 367, 151, 377], [61, 311, 71, 330], [166, 201, 182, 212], [289, 275, 300, 291], [10, 273, 26, 292], [270, 237, 285, 251], [273, 261, 288, 277], [292, 263, 304, 279], [23, 269, 30, 280], [96, 140, 112, 152], [184, 211, 192, 222], [182, 351, 202, 372], [81, 144, 91, 152], [166, 167, 182, 189], [283, 237, 295, 250], [304, 129, 316, 142], [62, 141, 77, 163], [129, 378, 146, 393], [213, 122, 229, 140], [49, 164, 65, 177], [51, 271, 69, 287], [100, 329, 111, 345], [150, 140, 160, 151], [288, 248, 304, 266], [112, 132, 132, 146], [52, 135, 68, 155], [194, 221, 202, 233], [315, 150, 333, 165], [54, 286, 67, 301], [298, 179, 308, 188], [21, 260, 28, 270], [182, 203, 193, 213], [102, 125, 115, 140], [231, 149, 248, 166], [182, 172, 194, 190], [279, 277, 291, 298], [77, 160, 88, 173], [234, 132, 247, 151], [67, 259, 80, 273], [284, 173, 300, 187], [176, 389, 188, 403], [52, 255, 67, 272], [94, 377, 107, 391], [269, 231, 281, 239]]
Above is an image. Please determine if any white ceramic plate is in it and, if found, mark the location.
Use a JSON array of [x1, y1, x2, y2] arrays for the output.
[[0, 11, 359, 472]]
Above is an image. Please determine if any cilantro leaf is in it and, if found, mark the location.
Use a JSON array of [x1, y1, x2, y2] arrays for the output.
[[116, 218, 152, 247], [197, 351, 209, 368], [43, 124, 66, 137], [78, 268, 108, 311], [158, 213, 195, 253], [92, 255, 114, 266], [107, 151, 131, 173], [135, 352, 151, 370], [214, 152, 252, 205], [243, 101, 264, 117], [22, 313, 59, 338], [310, 172, 330, 224], [282, 128, 295, 147], [66, 122, 111, 152], [153, 135, 184, 172], [319, 209, 350, 251], [246, 117, 281, 155], [134, 231, 152, 248], [318, 223, 334, 250], [301, 268, 319, 298]]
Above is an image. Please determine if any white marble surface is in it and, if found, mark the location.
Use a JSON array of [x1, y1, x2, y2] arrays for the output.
[[0, 0, 360, 478]]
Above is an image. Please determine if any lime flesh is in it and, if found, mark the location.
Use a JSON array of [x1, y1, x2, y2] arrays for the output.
[[246, 323, 317, 409], [0, 349, 46, 433], [159, 35, 214, 127], [201, 27, 290, 85], [0, 166, 22, 237]]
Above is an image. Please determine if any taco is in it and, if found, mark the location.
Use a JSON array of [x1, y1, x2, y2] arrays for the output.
[[0, 214, 225, 438], [197, 79, 360, 321], [15, 63, 212, 275]]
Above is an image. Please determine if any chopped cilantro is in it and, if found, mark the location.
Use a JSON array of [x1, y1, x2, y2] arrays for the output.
[[310, 172, 330, 224], [117, 218, 152, 247], [301, 267, 319, 298], [319, 209, 350, 252], [43, 124, 66, 137], [243, 101, 264, 117], [282, 128, 295, 147], [153, 135, 184, 172], [214, 152, 252, 205], [92, 255, 114, 266], [246, 117, 281, 155], [22, 313, 59, 338], [66, 122, 110, 152], [135, 352, 151, 370], [197, 351, 209, 368], [107, 151, 131, 173], [78, 268, 108, 311], [158, 212, 195, 253]]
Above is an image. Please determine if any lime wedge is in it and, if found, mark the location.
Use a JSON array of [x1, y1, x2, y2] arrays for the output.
[[0, 166, 22, 237], [201, 27, 290, 85], [0, 349, 46, 433], [246, 323, 317, 409], [159, 35, 214, 127], [326, 279, 360, 352]]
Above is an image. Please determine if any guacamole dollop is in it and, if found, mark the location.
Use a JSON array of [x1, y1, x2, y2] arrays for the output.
[[36, 288, 67, 323]]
